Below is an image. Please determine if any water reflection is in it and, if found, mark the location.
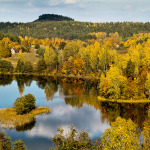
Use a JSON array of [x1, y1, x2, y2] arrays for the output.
[[99, 102, 149, 129], [0, 75, 149, 150], [15, 118, 36, 132], [44, 82, 58, 101], [15, 75, 33, 96], [0, 74, 13, 86]]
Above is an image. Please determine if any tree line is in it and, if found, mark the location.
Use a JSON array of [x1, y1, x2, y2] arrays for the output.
[[35, 14, 74, 22], [1, 21, 150, 40], [1, 33, 150, 99]]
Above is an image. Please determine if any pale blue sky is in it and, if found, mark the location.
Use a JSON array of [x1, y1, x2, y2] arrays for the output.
[[0, 0, 150, 23]]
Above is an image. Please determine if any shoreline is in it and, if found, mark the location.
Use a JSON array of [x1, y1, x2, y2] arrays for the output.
[[0, 72, 99, 80], [0, 106, 51, 129], [98, 97, 150, 103]]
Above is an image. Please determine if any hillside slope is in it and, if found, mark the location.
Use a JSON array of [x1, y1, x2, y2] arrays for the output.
[[0, 21, 150, 40]]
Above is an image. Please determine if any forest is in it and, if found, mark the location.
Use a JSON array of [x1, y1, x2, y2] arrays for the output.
[[1, 31, 150, 100], [34, 14, 74, 22], [0, 21, 150, 40]]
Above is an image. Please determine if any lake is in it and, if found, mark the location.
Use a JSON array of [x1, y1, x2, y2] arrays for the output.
[[0, 75, 149, 150]]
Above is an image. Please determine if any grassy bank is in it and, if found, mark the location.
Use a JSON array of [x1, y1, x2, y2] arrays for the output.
[[2, 45, 40, 69], [0, 106, 50, 129], [98, 96, 150, 103]]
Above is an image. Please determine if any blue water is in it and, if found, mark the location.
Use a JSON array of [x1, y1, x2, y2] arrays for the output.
[[0, 77, 110, 150]]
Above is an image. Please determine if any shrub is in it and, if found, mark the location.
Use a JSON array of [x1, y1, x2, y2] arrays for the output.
[[13, 140, 26, 150], [22, 61, 33, 73], [50, 125, 99, 150], [0, 132, 11, 150], [0, 132, 26, 150], [36, 59, 47, 73], [35, 44, 40, 49], [14, 94, 36, 115], [15, 60, 24, 73], [0, 60, 14, 73], [36, 48, 45, 57]]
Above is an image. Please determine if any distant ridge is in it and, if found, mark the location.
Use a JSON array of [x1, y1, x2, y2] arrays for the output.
[[1, 21, 150, 41], [34, 14, 74, 22]]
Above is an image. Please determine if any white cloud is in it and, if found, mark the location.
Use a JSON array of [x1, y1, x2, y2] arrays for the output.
[[26, 2, 32, 7], [64, 0, 80, 4], [48, 0, 63, 6], [48, 0, 81, 6], [26, 104, 110, 139], [25, 8, 41, 13], [78, 3, 87, 8], [0, 8, 11, 12], [123, 5, 133, 10], [142, 8, 150, 13], [52, 105, 75, 117], [27, 123, 56, 138]]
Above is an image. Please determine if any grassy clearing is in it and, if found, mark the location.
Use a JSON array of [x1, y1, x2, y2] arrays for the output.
[[98, 96, 150, 103], [2, 45, 40, 69], [0, 106, 50, 129], [117, 49, 128, 54]]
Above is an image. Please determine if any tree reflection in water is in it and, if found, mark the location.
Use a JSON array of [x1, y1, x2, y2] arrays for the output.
[[0, 75, 13, 86], [0, 74, 149, 149], [16, 118, 36, 132], [15, 75, 33, 97]]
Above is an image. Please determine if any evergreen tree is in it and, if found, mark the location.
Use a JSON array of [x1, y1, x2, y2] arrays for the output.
[[36, 59, 47, 73], [126, 59, 135, 79], [22, 61, 33, 73], [15, 60, 24, 73]]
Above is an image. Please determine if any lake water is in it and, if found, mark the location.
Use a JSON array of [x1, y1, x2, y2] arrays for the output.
[[0, 75, 149, 150]]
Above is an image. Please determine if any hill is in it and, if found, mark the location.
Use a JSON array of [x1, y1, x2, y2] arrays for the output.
[[0, 21, 150, 41], [34, 14, 74, 22]]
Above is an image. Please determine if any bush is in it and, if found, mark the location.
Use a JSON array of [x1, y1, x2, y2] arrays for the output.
[[35, 44, 40, 49], [13, 140, 26, 150], [0, 60, 14, 73], [14, 94, 36, 115], [36, 59, 47, 73], [0, 132, 26, 150], [36, 48, 45, 57], [0, 132, 11, 150], [22, 61, 33, 73], [50, 125, 101, 150], [15, 60, 24, 73]]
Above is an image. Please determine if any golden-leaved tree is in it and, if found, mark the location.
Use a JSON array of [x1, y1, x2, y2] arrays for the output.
[[102, 117, 141, 150], [44, 46, 57, 71], [0, 38, 11, 58], [101, 66, 126, 99]]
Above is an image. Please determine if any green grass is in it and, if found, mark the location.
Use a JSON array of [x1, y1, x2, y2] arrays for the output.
[[0, 106, 50, 129], [97, 96, 150, 103]]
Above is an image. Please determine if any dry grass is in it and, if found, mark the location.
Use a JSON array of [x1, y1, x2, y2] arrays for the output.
[[0, 106, 50, 129], [117, 49, 128, 54]]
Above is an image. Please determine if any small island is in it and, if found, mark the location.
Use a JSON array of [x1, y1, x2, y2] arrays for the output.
[[0, 94, 50, 129]]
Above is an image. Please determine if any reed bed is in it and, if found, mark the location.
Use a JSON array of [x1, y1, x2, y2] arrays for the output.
[[0, 107, 50, 129]]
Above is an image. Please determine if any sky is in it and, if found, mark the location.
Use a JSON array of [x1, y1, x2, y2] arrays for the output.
[[0, 0, 150, 23]]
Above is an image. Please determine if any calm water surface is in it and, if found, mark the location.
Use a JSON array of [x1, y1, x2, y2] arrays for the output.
[[0, 75, 149, 150]]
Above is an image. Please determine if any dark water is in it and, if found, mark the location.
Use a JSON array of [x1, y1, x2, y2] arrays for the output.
[[0, 75, 149, 150]]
